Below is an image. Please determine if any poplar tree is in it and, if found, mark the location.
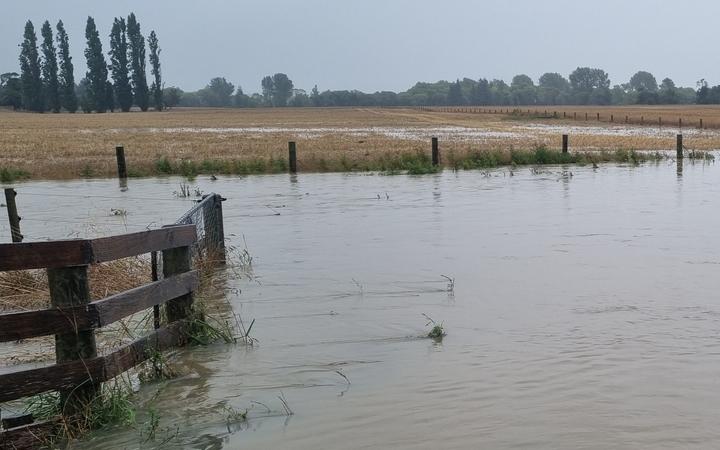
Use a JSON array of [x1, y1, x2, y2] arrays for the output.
[[40, 21, 60, 112], [127, 13, 149, 111], [148, 30, 163, 111], [109, 17, 132, 111], [19, 21, 44, 112], [56, 20, 78, 113], [84, 16, 108, 112]]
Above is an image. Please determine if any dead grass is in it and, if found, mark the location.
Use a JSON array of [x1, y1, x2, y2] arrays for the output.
[[0, 257, 151, 313], [0, 106, 718, 180]]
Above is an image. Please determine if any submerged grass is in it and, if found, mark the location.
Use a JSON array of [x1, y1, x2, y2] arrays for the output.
[[129, 146, 675, 178]]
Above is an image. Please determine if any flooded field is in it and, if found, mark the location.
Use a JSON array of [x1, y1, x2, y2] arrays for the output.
[[2, 159, 720, 448], [3, 107, 720, 179]]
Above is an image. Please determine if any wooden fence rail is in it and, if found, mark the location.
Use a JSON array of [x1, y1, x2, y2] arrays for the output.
[[0, 224, 199, 449]]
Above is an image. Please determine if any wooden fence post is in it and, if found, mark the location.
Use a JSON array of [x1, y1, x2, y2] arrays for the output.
[[562, 134, 569, 154], [4, 188, 22, 243], [431, 137, 439, 166], [610, 114, 614, 123], [202, 194, 226, 263], [700, 118, 703, 129], [677, 134, 683, 159], [597, 113, 600, 121], [115, 146, 127, 180], [585, 113, 588, 121], [47, 265, 98, 415], [288, 141, 297, 174], [162, 239, 194, 324]]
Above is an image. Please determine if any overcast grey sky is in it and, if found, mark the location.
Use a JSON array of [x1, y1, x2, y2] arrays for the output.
[[1, 0, 717, 93]]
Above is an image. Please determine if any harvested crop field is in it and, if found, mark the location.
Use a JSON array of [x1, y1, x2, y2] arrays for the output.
[[1, 106, 719, 180]]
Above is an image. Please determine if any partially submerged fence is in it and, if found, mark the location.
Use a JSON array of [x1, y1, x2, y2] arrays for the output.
[[175, 193, 226, 263], [0, 225, 199, 448]]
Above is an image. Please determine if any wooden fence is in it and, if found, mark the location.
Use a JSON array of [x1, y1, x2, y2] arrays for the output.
[[0, 224, 200, 449], [420, 106, 713, 130]]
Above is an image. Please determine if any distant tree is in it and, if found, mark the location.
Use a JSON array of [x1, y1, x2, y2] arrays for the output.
[[610, 85, 632, 105], [127, 13, 149, 111], [261, 76, 273, 105], [148, 30, 163, 111], [234, 86, 254, 107], [289, 89, 309, 107], [40, 21, 60, 113], [105, 80, 115, 112], [658, 78, 678, 104], [271, 73, 293, 107], [200, 77, 234, 106], [19, 21, 44, 112], [488, 79, 511, 105], [311, 84, 320, 106], [569, 67, 611, 105], [468, 78, 491, 105], [510, 74, 536, 105], [628, 71, 659, 104], [109, 18, 132, 112], [696, 79, 711, 104], [447, 79, 464, 105], [162, 86, 183, 108], [84, 17, 108, 112], [537, 73, 569, 105], [628, 71, 658, 93], [0, 72, 22, 109], [76, 77, 93, 113], [56, 20, 77, 113]]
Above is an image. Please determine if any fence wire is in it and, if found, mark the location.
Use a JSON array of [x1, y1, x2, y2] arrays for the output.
[[155, 193, 226, 278]]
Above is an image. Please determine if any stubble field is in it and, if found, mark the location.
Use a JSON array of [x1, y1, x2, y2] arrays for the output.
[[1, 106, 719, 180]]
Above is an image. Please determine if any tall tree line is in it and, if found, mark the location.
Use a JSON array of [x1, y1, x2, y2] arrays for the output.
[[8, 13, 162, 113]]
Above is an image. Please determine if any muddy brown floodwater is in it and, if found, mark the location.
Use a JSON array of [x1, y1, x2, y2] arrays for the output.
[[2, 159, 720, 449]]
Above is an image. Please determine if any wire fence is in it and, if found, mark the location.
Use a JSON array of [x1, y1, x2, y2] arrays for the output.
[[170, 192, 226, 263]]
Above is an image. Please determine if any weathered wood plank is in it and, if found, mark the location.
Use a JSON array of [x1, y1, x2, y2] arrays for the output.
[[0, 357, 105, 403], [94, 271, 198, 327], [0, 240, 92, 271], [90, 225, 196, 263], [103, 321, 188, 379], [0, 418, 62, 450], [0, 322, 188, 403], [0, 225, 196, 272], [0, 271, 198, 342], [0, 306, 99, 343]]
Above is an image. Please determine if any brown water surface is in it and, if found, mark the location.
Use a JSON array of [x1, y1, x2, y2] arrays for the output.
[[2, 160, 719, 449]]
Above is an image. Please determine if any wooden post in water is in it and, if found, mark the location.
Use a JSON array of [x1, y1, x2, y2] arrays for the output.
[[288, 141, 297, 174], [562, 134, 569, 154], [4, 188, 22, 243], [431, 137, 440, 166], [677, 134, 683, 159], [48, 265, 98, 415], [202, 194, 226, 264], [115, 146, 127, 180], [162, 237, 194, 323]]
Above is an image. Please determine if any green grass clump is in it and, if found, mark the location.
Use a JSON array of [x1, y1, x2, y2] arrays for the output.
[[0, 167, 30, 183], [154, 156, 173, 174]]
